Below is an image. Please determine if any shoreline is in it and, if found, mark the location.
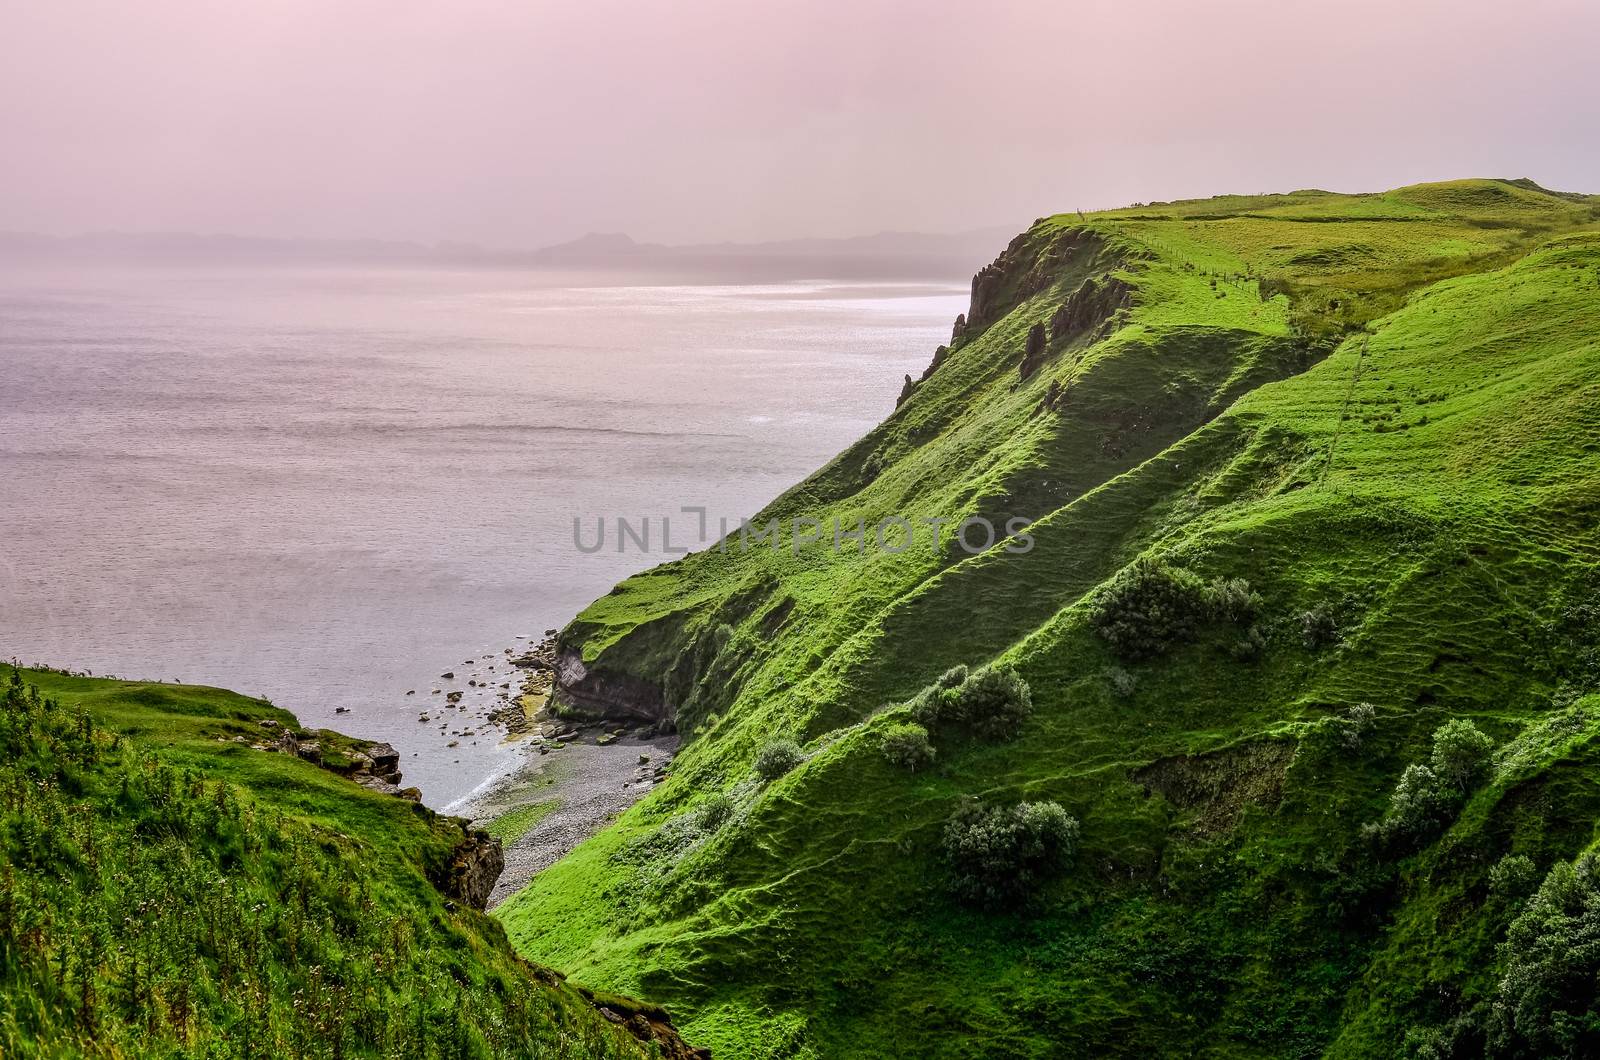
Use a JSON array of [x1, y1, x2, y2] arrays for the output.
[[445, 633, 679, 905]]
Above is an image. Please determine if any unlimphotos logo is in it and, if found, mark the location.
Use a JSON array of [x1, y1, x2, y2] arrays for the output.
[[573, 507, 1034, 556]]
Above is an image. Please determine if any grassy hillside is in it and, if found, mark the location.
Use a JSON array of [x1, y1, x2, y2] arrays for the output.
[[496, 179, 1600, 1057], [0, 664, 694, 1058]]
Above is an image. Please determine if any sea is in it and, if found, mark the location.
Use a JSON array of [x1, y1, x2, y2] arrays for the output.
[[0, 262, 965, 807]]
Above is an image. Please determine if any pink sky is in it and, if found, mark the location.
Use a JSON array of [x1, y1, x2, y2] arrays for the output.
[[1, 0, 1595, 246]]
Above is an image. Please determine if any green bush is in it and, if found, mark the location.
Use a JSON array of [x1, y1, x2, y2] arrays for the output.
[[1489, 853, 1538, 900], [753, 739, 805, 781], [942, 800, 1079, 909], [910, 664, 1031, 741], [953, 665, 1033, 740], [1301, 604, 1340, 650], [1430, 718, 1495, 791], [1208, 577, 1262, 623], [1106, 666, 1138, 699], [1090, 558, 1213, 660], [881, 723, 936, 772], [1342, 702, 1377, 750], [936, 664, 969, 690], [1091, 559, 1261, 661], [697, 793, 735, 831], [1380, 764, 1451, 837], [1369, 720, 1495, 842], [1230, 625, 1268, 663]]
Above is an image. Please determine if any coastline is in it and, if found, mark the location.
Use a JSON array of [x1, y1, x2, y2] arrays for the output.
[[446, 632, 679, 905]]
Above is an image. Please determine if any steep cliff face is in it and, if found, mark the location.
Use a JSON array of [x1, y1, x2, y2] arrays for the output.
[[553, 645, 671, 724], [506, 181, 1600, 1059]]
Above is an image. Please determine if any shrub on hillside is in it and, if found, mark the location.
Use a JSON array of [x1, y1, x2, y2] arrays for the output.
[[1301, 605, 1340, 650], [942, 800, 1079, 909], [953, 665, 1033, 740], [881, 723, 936, 772], [1341, 702, 1378, 750], [1091, 559, 1262, 661], [1489, 853, 1538, 900], [1090, 558, 1213, 660], [696, 792, 735, 831], [910, 683, 957, 728], [1375, 764, 1451, 838], [911, 664, 1032, 741], [753, 739, 805, 781], [1230, 625, 1269, 663], [936, 664, 969, 690], [1430, 718, 1495, 792], [1368, 720, 1495, 843], [1106, 666, 1138, 699], [1208, 576, 1262, 624]]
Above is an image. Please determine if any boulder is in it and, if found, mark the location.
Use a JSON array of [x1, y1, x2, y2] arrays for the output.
[[367, 742, 401, 777]]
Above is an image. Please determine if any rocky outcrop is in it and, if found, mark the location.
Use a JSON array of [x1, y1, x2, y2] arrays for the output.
[[1018, 321, 1048, 379], [896, 343, 952, 406], [482, 975, 706, 1059], [966, 242, 1022, 333], [440, 824, 504, 910], [950, 313, 967, 342], [1050, 274, 1132, 341], [553, 647, 670, 724], [267, 727, 418, 800], [965, 226, 1107, 337]]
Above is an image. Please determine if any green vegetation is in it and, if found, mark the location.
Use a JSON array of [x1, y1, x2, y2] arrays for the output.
[[484, 798, 560, 845], [879, 722, 935, 772], [493, 178, 1600, 1056], [0, 665, 666, 1058], [941, 800, 1079, 909], [752, 739, 806, 781], [909, 663, 1032, 740], [1367, 719, 1497, 843]]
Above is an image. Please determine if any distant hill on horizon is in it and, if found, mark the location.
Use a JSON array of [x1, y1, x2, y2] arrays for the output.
[[0, 224, 1019, 281]]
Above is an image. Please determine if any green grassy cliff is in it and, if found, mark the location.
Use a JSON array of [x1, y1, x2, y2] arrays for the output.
[[0, 664, 699, 1058], [497, 179, 1600, 1057]]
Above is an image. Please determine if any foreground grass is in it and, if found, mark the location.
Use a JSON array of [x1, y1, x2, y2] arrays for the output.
[[496, 180, 1600, 1056], [0, 664, 658, 1058]]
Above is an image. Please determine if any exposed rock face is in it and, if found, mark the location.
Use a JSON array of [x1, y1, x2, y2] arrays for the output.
[[441, 825, 504, 910], [951, 313, 967, 342], [966, 252, 1016, 333], [366, 742, 401, 780], [1018, 321, 1049, 379], [898, 343, 952, 405], [553, 647, 670, 724], [569, 986, 713, 1060], [1050, 274, 1132, 341], [271, 730, 405, 790], [965, 226, 1106, 337]]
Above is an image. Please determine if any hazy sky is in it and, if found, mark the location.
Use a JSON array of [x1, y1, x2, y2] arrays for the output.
[[2, 0, 1596, 247]]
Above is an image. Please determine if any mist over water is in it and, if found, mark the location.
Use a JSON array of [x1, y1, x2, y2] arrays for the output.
[[0, 264, 964, 806]]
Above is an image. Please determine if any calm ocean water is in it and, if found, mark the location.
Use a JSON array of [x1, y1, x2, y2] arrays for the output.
[[0, 264, 964, 806]]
